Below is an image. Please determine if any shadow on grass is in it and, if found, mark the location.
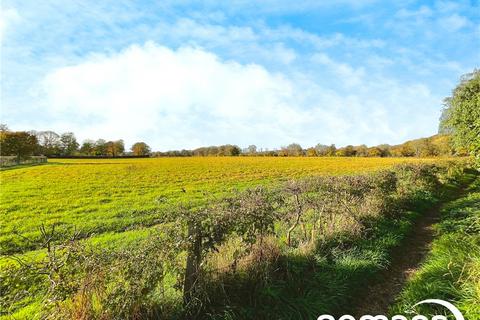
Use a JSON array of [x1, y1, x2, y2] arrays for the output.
[[0, 162, 52, 171], [389, 176, 480, 318], [1, 161, 141, 170], [190, 210, 422, 320], [47, 161, 140, 165]]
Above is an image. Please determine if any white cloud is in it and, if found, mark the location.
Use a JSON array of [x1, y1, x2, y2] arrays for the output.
[[395, 6, 433, 19], [312, 53, 366, 87], [34, 43, 440, 150], [0, 7, 20, 42], [389, 3, 475, 38], [40, 43, 307, 149], [440, 13, 470, 31]]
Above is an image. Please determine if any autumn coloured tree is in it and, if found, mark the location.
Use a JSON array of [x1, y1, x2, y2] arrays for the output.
[[131, 142, 151, 156], [0, 130, 39, 161], [106, 140, 125, 157]]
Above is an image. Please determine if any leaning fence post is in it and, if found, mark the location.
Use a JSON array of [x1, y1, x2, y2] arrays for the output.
[[183, 219, 202, 308]]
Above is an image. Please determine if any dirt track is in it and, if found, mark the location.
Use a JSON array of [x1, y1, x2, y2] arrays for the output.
[[350, 184, 470, 316]]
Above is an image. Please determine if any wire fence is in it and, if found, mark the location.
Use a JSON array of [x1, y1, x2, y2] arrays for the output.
[[0, 156, 47, 167]]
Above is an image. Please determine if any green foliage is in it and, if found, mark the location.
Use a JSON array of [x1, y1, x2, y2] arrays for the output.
[[1, 225, 185, 320], [198, 162, 456, 319], [59, 132, 79, 156], [390, 134, 454, 157], [391, 175, 480, 319], [180, 144, 241, 157], [284, 143, 304, 156], [131, 142, 151, 156], [440, 70, 480, 161], [0, 130, 39, 159], [105, 140, 125, 157]]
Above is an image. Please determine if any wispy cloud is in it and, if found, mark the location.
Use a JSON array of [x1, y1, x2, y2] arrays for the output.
[[0, 6, 20, 42]]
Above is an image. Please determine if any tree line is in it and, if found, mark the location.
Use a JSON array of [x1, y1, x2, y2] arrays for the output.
[[0, 126, 465, 160], [153, 134, 457, 158], [0, 126, 151, 159]]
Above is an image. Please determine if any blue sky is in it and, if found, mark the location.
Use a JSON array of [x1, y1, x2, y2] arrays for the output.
[[1, 0, 479, 150]]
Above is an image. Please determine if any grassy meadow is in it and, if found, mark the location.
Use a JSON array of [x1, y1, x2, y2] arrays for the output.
[[1, 156, 473, 319], [1, 156, 440, 255]]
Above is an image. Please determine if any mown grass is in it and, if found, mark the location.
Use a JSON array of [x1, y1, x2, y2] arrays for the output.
[[0, 157, 441, 255], [390, 174, 480, 319]]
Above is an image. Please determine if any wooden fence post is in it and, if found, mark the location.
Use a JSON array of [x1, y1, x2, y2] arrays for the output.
[[183, 220, 202, 308]]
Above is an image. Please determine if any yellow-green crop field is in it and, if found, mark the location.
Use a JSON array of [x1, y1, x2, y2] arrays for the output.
[[0, 157, 445, 256]]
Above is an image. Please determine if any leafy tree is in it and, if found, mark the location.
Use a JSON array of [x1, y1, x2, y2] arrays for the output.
[[106, 140, 125, 157], [116, 140, 125, 155], [0, 131, 39, 161], [221, 144, 241, 156], [131, 142, 151, 156], [377, 144, 391, 157], [94, 139, 108, 156], [440, 69, 480, 160], [246, 145, 257, 155], [306, 147, 318, 157], [355, 144, 368, 157], [326, 144, 337, 156], [60, 132, 79, 156], [337, 145, 355, 157], [231, 145, 241, 156], [80, 140, 95, 155], [398, 143, 415, 157], [286, 143, 303, 156], [432, 135, 454, 156], [367, 147, 382, 157], [314, 144, 329, 156], [411, 138, 438, 157]]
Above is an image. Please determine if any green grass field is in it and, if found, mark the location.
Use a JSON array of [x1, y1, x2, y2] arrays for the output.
[[0, 157, 442, 255]]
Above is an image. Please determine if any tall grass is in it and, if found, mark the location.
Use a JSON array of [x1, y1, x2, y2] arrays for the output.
[[390, 175, 480, 319]]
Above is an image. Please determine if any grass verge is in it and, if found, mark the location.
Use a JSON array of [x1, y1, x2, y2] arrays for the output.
[[390, 174, 480, 318]]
